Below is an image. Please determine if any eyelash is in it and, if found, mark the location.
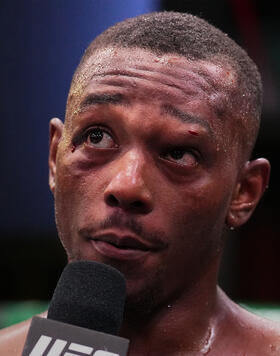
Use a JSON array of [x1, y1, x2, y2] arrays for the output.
[[73, 127, 201, 167], [162, 147, 200, 164], [74, 125, 116, 147]]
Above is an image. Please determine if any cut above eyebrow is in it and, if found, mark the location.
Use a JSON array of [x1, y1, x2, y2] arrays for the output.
[[162, 104, 213, 135], [80, 93, 124, 109]]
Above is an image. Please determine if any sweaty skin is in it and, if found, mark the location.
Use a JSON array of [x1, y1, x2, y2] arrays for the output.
[[0, 48, 278, 355]]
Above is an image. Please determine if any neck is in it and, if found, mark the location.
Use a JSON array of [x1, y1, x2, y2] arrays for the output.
[[120, 260, 223, 355]]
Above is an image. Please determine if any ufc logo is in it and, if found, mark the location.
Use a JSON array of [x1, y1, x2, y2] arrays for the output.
[[29, 335, 119, 356]]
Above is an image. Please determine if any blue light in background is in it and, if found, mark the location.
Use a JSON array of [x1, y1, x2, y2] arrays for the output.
[[0, 0, 160, 237]]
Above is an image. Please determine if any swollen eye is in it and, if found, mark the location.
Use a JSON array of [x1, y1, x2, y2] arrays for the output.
[[170, 149, 185, 159], [165, 148, 198, 167]]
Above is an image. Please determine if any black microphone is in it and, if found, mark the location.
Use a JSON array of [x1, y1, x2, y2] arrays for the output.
[[22, 261, 129, 356]]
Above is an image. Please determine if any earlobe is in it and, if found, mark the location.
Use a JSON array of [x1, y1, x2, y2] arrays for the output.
[[49, 118, 64, 194], [226, 158, 270, 228]]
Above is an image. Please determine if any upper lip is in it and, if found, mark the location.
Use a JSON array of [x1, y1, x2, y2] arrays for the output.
[[89, 232, 162, 251]]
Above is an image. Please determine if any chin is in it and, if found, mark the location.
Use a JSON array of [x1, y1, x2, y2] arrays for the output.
[[124, 284, 162, 319]]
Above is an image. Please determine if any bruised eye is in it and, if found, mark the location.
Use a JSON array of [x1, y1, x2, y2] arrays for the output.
[[164, 148, 198, 166], [86, 127, 116, 148]]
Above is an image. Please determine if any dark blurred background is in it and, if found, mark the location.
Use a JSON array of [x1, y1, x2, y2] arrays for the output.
[[1, 0, 279, 326]]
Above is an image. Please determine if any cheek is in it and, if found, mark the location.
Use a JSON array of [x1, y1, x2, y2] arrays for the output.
[[57, 147, 107, 196], [145, 180, 231, 292], [54, 154, 107, 232], [162, 177, 232, 241]]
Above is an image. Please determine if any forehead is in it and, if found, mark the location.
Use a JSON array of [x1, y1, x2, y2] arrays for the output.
[[67, 48, 238, 135], [72, 47, 237, 96]]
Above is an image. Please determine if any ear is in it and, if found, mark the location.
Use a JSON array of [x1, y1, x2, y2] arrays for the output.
[[49, 118, 64, 194], [226, 158, 270, 228]]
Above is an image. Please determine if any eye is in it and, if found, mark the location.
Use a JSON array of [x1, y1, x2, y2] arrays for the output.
[[164, 148, 198, 167], [85, 127, 116, 149]]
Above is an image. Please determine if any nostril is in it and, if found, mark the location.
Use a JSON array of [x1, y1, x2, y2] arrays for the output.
[[132, 201, 144, 209], [105, 194, 148, 212], [106, 194, 119, 207]]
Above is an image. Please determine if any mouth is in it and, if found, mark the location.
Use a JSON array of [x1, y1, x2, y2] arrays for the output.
[[88, 232, 162, 261]]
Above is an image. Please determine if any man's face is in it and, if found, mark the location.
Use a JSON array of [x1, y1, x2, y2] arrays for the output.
[[50, 48, 242, 305]]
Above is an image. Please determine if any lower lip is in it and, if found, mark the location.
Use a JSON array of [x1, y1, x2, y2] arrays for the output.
[[90, 240, 151, 260]]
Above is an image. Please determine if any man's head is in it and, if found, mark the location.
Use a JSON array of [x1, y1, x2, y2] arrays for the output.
[[69, 11, 262, 159], [49, 12, 270, 310]]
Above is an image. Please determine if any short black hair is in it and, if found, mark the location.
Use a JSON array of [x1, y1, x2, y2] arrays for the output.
[[70, 11, 262, 157]]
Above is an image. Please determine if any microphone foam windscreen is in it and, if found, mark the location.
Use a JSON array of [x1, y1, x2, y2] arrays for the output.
[[47, 261, 126, 335]]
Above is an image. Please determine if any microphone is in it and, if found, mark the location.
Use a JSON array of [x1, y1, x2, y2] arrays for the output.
[[22, 261, 129, 356]]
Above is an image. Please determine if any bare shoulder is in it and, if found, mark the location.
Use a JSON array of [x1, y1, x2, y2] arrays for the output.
[[216, 290, 280, 355], [0, 311, 47, 356], [236, 302, 280, 355]]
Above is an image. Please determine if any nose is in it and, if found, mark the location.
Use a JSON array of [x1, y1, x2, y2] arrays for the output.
[[104, 150, 153, 214]]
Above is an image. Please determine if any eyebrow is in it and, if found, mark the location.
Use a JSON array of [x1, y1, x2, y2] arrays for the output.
[[79, 93, 213, 135], [79, 93, 124, 110], [161, 104, 213, 135]]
